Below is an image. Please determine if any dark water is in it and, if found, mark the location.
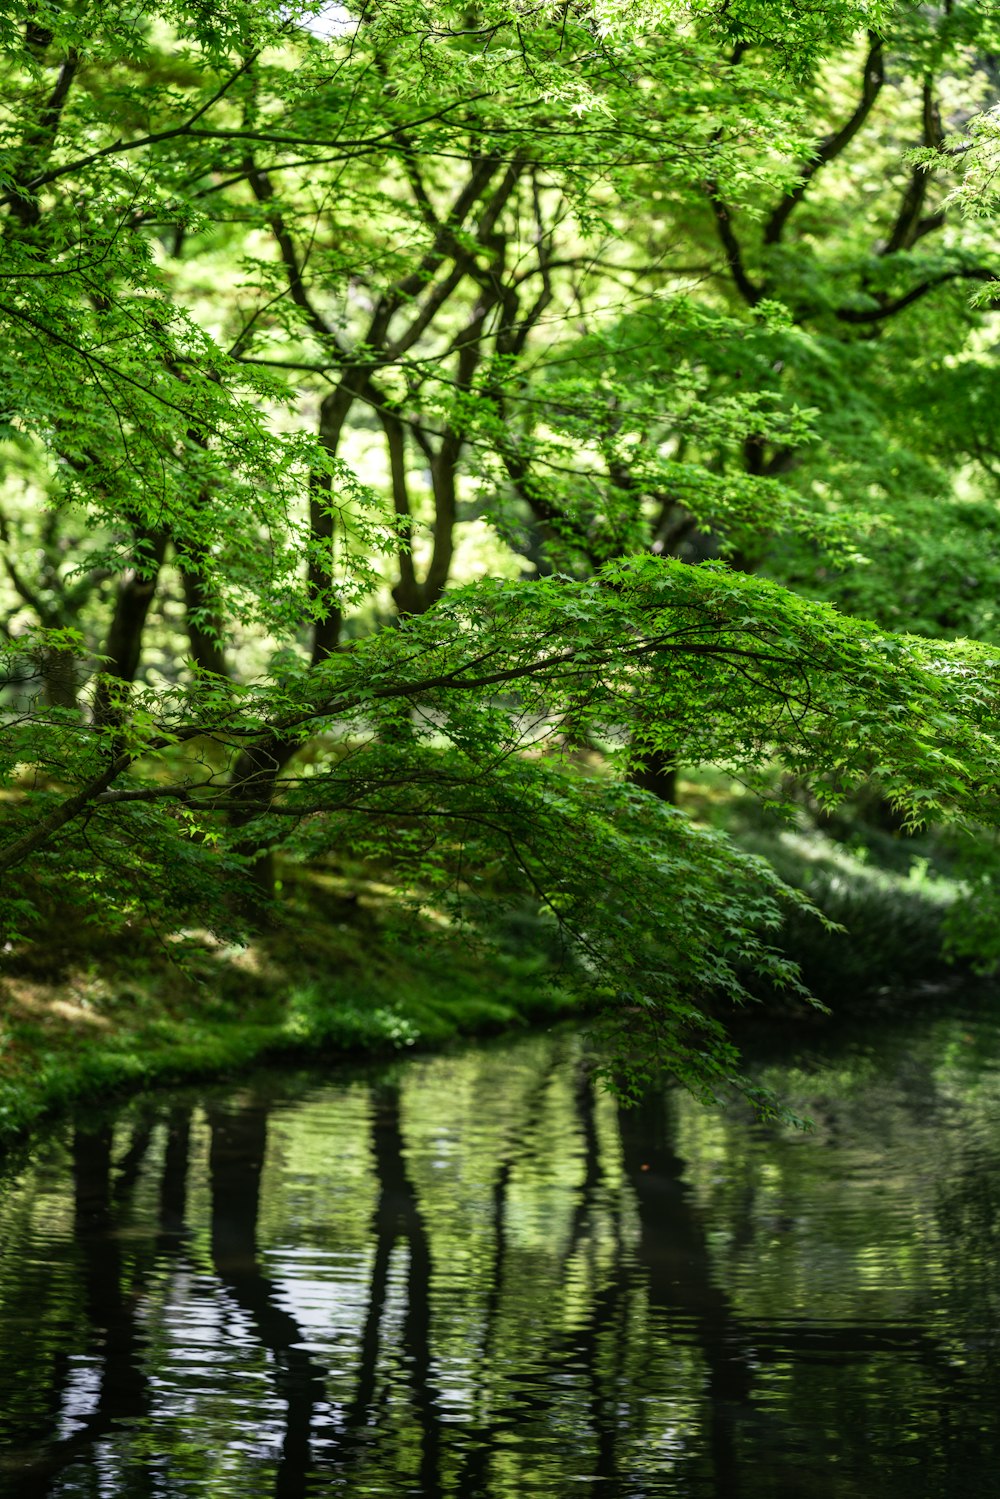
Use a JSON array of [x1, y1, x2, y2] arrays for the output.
[[2, 1014, 1000, 1497]]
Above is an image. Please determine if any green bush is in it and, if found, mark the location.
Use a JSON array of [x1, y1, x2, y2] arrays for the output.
[[737, 830, 960, 1008]]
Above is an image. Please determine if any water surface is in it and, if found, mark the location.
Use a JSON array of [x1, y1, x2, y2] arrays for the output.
[[1, 1012, 1000, 1496]]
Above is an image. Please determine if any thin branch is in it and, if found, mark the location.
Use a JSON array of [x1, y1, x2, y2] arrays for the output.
[[1, 97, 489, 208]]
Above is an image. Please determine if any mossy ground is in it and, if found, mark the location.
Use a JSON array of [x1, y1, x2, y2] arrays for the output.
[[0, 865, 582, 1148], [1, 778, 987, 1150]]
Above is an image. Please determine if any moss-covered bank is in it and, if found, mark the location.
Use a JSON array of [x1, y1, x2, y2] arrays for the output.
[[1, 797, 987, 1150], [0, 869, 582, 1149]]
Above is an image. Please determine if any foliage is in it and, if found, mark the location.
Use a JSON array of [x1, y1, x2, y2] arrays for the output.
[[3, 0, 1000, 1114]]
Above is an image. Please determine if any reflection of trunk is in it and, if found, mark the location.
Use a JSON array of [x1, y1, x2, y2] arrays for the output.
[[619, 1092, 959, 1490], [73, 1125, 153, 1425], [618, 1092, 751, 1499], [431, 1060, 554, 1496], [567, 1067, 603, 1249], [208, 1101, 269, 1275], [368, 1085, 442, 1494], [581, 1282, 626, 1484], [349, 1175, 395, 1424], [296, 1085, 441, 1484], [566, 1072, 623, 1484], [111, 1118, 155, 1202], [208, 1100, 326, 1497], [157, 1106, 191, 1247], [7, 1110, 195, 1495], [457, 1058, 612, 1493], [3, 1125, 159, 1496]]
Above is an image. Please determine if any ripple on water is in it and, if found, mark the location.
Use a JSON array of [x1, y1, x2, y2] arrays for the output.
[[2, 1018, 1000, 1495]]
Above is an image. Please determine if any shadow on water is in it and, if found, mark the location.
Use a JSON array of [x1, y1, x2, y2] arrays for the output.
[[1, 1018, 1000, 1496]]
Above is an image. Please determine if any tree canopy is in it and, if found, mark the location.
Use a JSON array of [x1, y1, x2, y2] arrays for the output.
[[3, 0, 1000, 1111]]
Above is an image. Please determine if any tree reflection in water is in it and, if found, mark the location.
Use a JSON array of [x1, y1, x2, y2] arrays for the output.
[[0, 1021, 999, 1497]]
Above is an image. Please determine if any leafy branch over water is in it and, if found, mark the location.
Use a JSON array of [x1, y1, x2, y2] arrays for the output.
[[4, 0, 1000, 1111]]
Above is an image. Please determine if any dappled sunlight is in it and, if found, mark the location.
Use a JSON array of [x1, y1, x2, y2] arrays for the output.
[[2, 979, 114, 1032]]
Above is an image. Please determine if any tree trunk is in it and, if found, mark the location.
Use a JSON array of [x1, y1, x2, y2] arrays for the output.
[[309, 382, 356, 665], [92, 528, 167, 725], [178, 548, 229, 678], [631, 749, 678, 806]]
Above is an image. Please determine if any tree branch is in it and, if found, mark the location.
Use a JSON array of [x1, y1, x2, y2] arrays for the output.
[[834, 267, 1000, 324], [764, 34, 884, 246], [0, 752, 132, 877], [704, 187, 761, 306]]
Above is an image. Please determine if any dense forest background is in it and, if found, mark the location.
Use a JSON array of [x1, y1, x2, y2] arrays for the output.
[[4, 0, 1000, 1111]]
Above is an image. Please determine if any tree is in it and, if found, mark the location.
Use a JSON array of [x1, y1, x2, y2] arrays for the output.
[[2, 0, 999, 1111]]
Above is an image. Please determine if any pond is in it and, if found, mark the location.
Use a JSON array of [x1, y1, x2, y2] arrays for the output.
[[1, 1009, 1000, 1497]]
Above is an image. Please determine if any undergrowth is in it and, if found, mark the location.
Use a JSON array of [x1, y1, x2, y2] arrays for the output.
[[0, 864, 579, 1147]]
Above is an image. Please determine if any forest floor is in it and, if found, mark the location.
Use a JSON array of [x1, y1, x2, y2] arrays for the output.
[[0, 782, 982, 1151], [0, 865, 583, 1148]]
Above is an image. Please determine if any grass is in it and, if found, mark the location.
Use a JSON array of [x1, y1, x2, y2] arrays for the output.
[[0, 867, 582, 1148]]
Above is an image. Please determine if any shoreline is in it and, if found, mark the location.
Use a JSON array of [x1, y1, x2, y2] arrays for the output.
[[0, 836, 986, 1152], [0, 881, 586, 1150], [0, 966, 586, 1151]]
